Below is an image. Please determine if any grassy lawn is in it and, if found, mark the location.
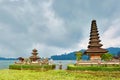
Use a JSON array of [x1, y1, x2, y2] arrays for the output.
[[0, 69, 120, 80]]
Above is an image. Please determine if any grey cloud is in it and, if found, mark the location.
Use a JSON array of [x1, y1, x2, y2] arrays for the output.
[[0, 0, 120, 57], [0, 0, 79, 57]]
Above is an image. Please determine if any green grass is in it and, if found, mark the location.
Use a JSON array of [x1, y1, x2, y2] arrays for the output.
[[67, 64, 120, 71], [0, 69, 120, 80], [9, 64, 56, 70]]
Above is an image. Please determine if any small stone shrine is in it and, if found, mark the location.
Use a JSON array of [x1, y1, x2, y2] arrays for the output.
[[29, 49, 40, 62]]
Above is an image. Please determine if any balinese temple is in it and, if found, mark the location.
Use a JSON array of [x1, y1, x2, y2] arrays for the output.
[[85, 20, 108, 60], [29, 49, 40, 61]]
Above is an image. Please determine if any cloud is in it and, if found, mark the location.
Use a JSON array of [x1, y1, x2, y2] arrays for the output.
[[102, 19, 120, 48], [0, 0, 77, 57], [0, 0, 120, 58], [29, 43, 76, 58]]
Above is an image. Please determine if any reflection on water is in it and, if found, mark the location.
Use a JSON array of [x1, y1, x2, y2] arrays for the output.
[[0, 60, 76, 70], [0, 60, 17, 69]]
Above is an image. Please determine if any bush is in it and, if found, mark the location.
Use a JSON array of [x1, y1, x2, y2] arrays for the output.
[[67, 64, 120, 71], [101, 53, 113, 61], [9, 64, 56, 70]]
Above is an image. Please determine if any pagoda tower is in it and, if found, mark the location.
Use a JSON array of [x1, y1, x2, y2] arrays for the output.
[[29, 49, 40, 61], [85, 20, 108, 60]]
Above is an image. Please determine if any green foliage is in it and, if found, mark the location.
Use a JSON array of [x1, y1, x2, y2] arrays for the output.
[[101, 53, 113, 61], [9, 64, 56, 70], [75, 51, 82, 61], [67, 64, 120, 71], [0, 70, 120, 80]]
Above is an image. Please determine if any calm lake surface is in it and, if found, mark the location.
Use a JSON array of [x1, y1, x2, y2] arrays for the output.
[[0, 60, 76, 70]]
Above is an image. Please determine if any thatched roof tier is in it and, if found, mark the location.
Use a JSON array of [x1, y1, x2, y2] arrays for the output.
[[85, 48, 108, 53]]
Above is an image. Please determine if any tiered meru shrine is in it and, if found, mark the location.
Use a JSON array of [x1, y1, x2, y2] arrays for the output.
[[29, 49, 40, 62], [85, 20, 108, 60]]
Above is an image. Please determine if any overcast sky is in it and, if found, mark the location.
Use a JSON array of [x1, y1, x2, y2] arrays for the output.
[[0, 0, 120, 58]]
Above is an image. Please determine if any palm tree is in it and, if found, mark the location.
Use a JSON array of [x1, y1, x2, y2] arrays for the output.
[[75, 51, 82, 61]]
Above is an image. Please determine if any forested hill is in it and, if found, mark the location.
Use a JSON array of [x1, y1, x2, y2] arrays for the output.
[[51, 47, 120, 60], [0, 47, 120, 60], [0, 57, 17, 60]]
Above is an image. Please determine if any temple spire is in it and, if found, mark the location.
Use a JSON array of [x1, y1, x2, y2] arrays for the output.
[[85, 20, 108, 60], [88, 20, 102, 48]]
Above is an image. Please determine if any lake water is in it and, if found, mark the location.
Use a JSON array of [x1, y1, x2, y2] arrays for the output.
[[0, 60, 76, 70], [54, 60, 76, 70]]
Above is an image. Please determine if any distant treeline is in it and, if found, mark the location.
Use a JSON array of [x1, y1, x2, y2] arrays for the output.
[[0, 47, 120, 60], [0, 57, 18, 60], [51, 47, 120, 60]]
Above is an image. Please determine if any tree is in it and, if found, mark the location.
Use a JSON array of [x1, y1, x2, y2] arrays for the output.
[[75, 51, 82, 61], [101, 53, 113, 61]]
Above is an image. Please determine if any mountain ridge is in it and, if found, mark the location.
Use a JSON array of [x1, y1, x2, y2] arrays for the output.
[[50, 47, 120, 60], [0, 47, 120, 60]]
